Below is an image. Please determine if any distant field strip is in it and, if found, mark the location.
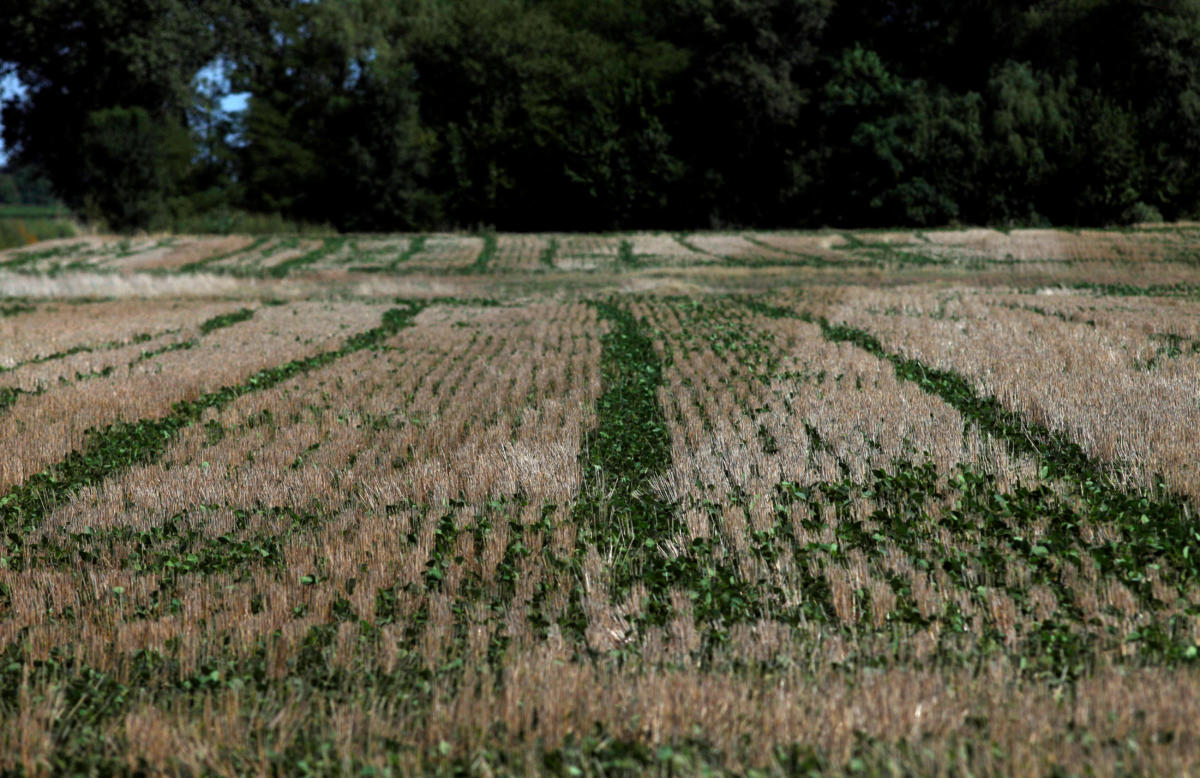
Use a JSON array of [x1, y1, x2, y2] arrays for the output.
[[4, 226, 1200, 281]]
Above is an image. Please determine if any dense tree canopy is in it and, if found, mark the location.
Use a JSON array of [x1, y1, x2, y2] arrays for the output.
[[3, 0, 1199, 231]]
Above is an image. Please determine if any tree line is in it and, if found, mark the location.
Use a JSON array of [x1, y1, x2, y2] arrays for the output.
[[4, 0, 1200, 232]]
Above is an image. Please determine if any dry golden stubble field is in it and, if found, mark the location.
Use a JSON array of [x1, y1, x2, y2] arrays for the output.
[[1, 227, 1200, 776]]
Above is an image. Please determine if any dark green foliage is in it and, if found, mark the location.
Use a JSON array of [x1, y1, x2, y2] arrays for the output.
[[0, 170, 76, 248], [816, 46, 983, 226], [1, 0, 278, 231], [617, 239, 636, 267], [0, 387, 25, 414], [78, 107, 193, 231], [234, 0, 436, 231], [1067, 281, 1200, 299], [0, 217, 76, 250], [0, 300, 34, 317], [587, 302, 671, 487], [0, 164, 59, 206], [5, 0, 1200, 228]]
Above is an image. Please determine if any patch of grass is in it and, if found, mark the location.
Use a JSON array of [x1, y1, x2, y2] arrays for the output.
[[1047, 281, 1200, 299], [575, 301, 760, 639], [575, 301, 676, 621], [0, 204, 70, 219], [0, 216, 77, 250]]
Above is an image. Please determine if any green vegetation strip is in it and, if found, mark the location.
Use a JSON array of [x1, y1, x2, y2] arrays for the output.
[[1020, 281, 1200, 299], [0, 241, 89, 270], [0, 309, 256, 417], [0, 302, 426, 567], [0, 300, 35, 317], [5, 319, 230, 378], [539, 237, 559, 268], [576, 301, 756, 636], [617, 239, 636, 267], [577, 301, 673, 576], [197, 307, 254, 334], [471, 233, 497, 272]]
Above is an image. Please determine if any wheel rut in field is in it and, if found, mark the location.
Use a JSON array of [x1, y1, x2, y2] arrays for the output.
[[0, 301, 427, 566], [0, 307, 259, 418], [813, 315, 1200, 594]]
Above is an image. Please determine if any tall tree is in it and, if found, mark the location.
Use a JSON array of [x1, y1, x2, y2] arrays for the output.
[[653, 0, 835, 226], [235, 0, 436, 229], [815, 46, 983, 226]]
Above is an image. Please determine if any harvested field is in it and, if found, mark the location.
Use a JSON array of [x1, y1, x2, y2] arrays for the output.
[[2, 227, 1200, 776]]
